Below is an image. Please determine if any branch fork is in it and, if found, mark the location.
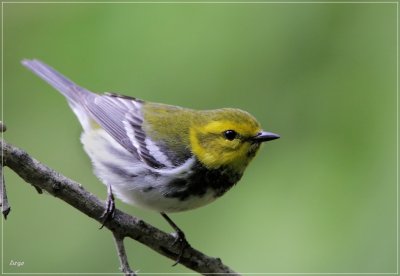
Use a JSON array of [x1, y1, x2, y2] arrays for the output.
[[0, 121, 238, 275]]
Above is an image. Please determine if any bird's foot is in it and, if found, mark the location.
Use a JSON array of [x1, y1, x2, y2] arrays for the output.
[[160, 212, 191, 266], [99, 185, 115, 229], [171, 229, 191, 266]]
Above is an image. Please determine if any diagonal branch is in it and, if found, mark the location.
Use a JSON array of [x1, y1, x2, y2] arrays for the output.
[[0, 138, 238, 275]]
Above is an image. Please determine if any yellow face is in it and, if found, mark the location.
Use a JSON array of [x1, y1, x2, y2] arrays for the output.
[[189, 110, 263, 171]]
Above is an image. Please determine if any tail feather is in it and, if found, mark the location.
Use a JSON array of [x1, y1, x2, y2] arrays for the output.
[[21, 59, 90, 104], [22, 59, 93, 130]]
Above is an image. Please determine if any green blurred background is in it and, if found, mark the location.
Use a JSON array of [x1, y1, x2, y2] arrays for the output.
[[1, 2, 397, 275]]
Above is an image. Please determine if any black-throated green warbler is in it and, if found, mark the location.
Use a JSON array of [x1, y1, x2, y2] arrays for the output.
[[22, 59, 279, 263]]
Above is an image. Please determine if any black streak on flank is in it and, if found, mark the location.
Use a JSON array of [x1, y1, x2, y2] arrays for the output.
[[142, 186, 155, 192], [164, 162, 242, 201], [102, 162, 138, 178]]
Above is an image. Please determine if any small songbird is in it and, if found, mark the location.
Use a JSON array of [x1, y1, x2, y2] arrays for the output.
[[22, 59, 280, 264]]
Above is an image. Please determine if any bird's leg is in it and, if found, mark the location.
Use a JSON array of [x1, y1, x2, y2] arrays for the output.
[[99, 184, 115, 229], [160, 212, 191, 266]]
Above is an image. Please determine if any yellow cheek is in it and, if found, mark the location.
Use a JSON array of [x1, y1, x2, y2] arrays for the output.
[[197, 149, 248, 169], [190, 128, 252, 169], [190, 128, 205, 156], [221, 143, 252, 169]]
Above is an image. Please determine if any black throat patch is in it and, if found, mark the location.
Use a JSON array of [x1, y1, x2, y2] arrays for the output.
[[164, 161, 243, 201]]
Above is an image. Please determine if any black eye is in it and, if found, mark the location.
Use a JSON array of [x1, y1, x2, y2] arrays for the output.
[[223, 130, 238, 141]]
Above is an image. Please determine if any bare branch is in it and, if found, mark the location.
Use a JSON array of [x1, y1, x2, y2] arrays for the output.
[[1, 121, 11, 219], [1, 165, 11, 219], [0, 139, 239, 275], [113, 233, 137, 276], [0, 121, 6, 132]]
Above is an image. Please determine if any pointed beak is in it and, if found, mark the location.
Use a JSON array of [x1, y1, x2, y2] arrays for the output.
[[251, 131, 280, 143]]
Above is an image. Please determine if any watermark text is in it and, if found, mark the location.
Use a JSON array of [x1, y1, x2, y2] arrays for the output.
[[9, 260, 24, 267]]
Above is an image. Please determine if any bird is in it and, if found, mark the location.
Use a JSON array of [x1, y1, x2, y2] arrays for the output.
[[22, 59, 280, 264]]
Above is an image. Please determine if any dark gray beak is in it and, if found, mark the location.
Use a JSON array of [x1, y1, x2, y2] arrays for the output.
[[252, 131, 280, 143]]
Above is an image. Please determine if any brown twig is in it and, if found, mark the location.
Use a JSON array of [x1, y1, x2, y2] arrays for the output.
[[0, 122, 6, 132], [1, 121, 11, 219], [113, 233, 136, 276], [0, 138, 239, 275], [1, 164, 11, 219]]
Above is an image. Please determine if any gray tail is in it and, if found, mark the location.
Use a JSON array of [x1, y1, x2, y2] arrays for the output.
[[21, 59, 91, 105], [22, 59, 93, 130]]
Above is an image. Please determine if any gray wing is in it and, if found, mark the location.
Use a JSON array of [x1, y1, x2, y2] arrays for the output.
[[85, 93, 168, 169], [22, 59, 168, 169]]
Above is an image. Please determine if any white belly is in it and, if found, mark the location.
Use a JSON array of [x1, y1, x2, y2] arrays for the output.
[[81, 129, 216, 212]]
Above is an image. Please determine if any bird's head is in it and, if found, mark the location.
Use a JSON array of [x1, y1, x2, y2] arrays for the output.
[[189, 108, 279, 172]]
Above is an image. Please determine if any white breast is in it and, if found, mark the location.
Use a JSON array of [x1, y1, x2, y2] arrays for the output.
[[80, 129, 214, 213]]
